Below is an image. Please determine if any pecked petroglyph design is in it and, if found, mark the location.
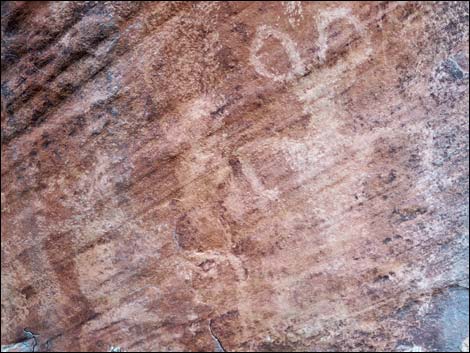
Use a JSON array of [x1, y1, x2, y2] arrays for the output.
[[1, 1, 468, 352], [315, 7, 372, 65], [250, 25, 305, 82], [250, 7, 373, 85]]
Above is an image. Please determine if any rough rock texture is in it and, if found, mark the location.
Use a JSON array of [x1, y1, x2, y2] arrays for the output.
[[1, 1, 469, 352]]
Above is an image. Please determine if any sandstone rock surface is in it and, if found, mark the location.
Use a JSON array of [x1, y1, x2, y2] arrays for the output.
[[1, 1, 469, 352]]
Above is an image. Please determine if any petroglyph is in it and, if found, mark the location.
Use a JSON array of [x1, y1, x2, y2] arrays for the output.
[[316, 7, 372, 64], [250, 7, 372, 87], [250, 25, 305, 82], [297, 7, 373, 117], [238, 156, 280, 202], [283, 1, 304, 28], [1, 2, 468, 352]]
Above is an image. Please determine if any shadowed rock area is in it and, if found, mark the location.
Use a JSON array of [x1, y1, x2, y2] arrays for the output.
[[1, 1, 469, 352]]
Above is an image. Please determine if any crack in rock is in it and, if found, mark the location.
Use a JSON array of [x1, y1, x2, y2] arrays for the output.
[[209, 319, 226, 352]]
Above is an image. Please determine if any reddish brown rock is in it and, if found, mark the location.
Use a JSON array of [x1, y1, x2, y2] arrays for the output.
[[1, 1, 469, 352]]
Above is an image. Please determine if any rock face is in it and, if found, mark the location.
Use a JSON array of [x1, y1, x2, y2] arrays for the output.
[[1, 1, 469, 352]]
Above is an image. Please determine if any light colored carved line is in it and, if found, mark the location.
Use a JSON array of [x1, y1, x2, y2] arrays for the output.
[[172, 229, 182, 251], [250, 25, 305, 82]]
